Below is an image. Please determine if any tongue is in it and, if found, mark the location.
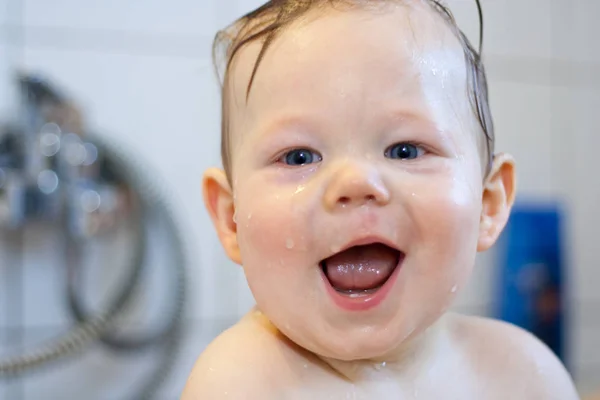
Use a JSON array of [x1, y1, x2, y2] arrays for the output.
[[323, 243, 399, 291]]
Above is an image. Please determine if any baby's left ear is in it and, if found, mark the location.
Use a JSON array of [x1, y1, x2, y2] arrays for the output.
[[477, 153, 517, 252]]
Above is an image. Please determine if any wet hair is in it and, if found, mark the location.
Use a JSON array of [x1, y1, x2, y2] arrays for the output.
[[212, 0, 493, 182]]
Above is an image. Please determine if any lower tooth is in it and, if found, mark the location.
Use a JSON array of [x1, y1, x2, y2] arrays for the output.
[[337, 287, 380, 297]]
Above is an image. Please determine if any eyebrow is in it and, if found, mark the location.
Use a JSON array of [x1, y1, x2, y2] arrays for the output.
[[380, 108, 446, 136], [253, 108, 443, 141], [254, 114, 322, 139], [382, 108, 434, 125]]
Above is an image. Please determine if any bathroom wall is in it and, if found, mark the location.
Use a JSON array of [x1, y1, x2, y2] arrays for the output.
[[0, 0, 598, 398]]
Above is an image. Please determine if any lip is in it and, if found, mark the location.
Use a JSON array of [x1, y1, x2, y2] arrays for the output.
[[320, 235, 404, 312], [326, 235, 401, 258]]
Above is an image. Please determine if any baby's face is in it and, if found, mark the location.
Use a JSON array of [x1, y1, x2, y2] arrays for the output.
[[223, 4, 489, 360]]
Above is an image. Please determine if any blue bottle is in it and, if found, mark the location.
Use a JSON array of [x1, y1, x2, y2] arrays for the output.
[[495, 202, 568, 368]]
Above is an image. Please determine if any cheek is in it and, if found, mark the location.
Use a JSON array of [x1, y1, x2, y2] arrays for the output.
[[434, 175, 481, 234], [408, 171, 482, 274], [232, 179, 321, 331], [233, 180, 315, 276]]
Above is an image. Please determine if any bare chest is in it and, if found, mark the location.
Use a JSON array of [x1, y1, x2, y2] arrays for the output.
[[270, 369, 521, 400]]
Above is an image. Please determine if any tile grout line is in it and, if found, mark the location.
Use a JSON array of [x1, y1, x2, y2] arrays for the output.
[[2, 0, 25, 397], [2, 300, 600, 331], [0, 24, 598, 87], [2, 231, 25, 397]]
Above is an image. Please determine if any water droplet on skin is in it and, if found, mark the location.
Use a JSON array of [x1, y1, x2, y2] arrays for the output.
[[374, 361, 386, 371], [294, 185, 306, 194], [286, 239, 295, 249], [451, 285, 458, 293], [361, 325, 375, 334]]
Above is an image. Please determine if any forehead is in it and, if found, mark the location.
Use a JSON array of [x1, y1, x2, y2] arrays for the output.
[[227, 2, 472, 141]]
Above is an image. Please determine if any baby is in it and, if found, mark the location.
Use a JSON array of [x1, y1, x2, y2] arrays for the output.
[[182, 1, 579, 399]]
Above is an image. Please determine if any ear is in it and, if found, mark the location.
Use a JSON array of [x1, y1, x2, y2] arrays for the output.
[[477, 153, 517, 252], [202, 168, 241, 264]]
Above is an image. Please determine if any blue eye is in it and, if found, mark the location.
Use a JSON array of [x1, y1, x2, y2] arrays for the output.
[[385, 143, 424, 160], [281, 149, 322, 166]]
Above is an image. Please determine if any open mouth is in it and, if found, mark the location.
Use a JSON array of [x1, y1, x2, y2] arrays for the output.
[[320, 242, 403, 298]]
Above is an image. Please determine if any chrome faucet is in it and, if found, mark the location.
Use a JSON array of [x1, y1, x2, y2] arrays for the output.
[[0, 75, 124, 237]]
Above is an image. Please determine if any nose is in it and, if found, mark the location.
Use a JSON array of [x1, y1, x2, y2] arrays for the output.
[[323, 162, 391, 210]]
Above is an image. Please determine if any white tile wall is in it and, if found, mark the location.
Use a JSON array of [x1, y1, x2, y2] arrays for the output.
[[0, 41, 14, 118], [22, 0, 219, 37], [571, 88, 600, 305], [20, 224, 71, 327], [16, 323, 208, 400], [17, 44, 236, 323], [0, 232, 10, 329], [0, 230, 26, 400], [0, 0, 598, 398], [551, 0, 600, 64], [574, 321, 600, 372], [452, 250, 496, 313], [16, 219, 183, 329], [0, 0, 7, 26], [448, 0, 556, 60], [489, 82, 560, 197]]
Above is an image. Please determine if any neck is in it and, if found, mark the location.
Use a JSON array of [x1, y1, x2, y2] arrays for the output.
[[317, 315, 449, 382]]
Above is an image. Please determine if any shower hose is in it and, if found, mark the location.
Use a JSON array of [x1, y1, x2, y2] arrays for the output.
[[0, 77, 188, 400]]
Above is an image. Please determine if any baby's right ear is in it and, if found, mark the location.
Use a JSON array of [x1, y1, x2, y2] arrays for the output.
[[202, 168, 241, 264]]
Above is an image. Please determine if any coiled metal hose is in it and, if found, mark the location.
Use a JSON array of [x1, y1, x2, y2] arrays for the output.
[[0, 77, 188, 399]]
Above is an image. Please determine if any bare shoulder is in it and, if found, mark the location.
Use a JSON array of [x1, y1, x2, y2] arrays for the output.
[[181, 309, 294, 400], [449, 313, 580, 399]]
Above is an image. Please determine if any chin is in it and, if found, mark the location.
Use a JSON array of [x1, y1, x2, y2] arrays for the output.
[[321, 342, 397, 362], [312, 326, 407, 362]]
